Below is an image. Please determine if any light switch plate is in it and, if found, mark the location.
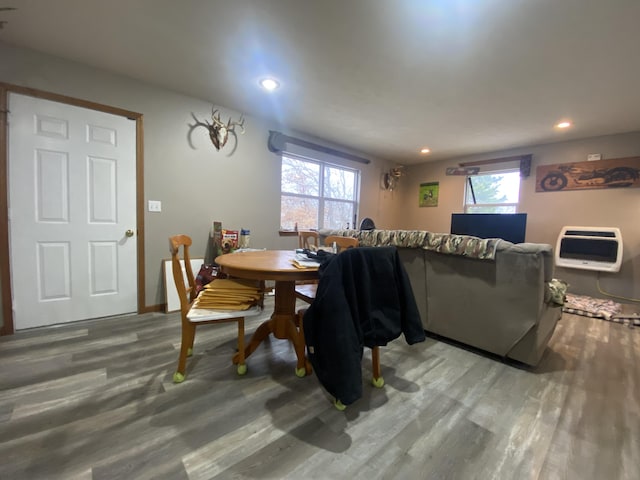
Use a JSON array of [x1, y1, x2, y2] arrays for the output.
[[148, 200, 162, 212], [587, 153, 602, 161]]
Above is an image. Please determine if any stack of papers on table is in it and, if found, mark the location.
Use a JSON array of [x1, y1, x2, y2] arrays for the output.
[[292, 253, 321, 269], [193, 278, 262, 310]]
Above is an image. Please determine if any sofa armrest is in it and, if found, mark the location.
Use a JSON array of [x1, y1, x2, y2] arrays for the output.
[[500, 242, 555, 282], [424, 248, 550, 358]]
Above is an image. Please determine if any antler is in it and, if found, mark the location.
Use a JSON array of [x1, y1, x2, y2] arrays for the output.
[[188, 108, 245, 153], [227, 114, 245, 134], [211, 109, 245, 134], [211, 109, 226, 128]]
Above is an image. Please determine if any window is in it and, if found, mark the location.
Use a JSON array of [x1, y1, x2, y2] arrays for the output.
[[464, 169, 520, 213], [280, 155, 360, 230]]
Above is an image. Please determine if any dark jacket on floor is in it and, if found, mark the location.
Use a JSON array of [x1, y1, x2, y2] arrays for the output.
[[303, 246, 426, 405]]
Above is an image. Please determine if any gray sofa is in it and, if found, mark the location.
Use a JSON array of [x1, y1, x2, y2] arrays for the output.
[[318, 229, 565, 366]]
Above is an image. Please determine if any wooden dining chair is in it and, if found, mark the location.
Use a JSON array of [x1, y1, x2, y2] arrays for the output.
[[294, 231, 322, 304], [169, 234, 263, 383], [324, 235, 359, 252], [300, 246, 425, 410], [298, 230, 320, 250], [295, 235, 359, 304], [294, 235, 379, 409], [296, 311, 382, 411]]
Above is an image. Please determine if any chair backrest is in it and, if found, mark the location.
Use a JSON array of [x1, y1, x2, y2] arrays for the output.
[[359, 217, 376, 230], [169, 235, 197, 312], [325, 235, 359, 252], [299, 231, 320, 249]]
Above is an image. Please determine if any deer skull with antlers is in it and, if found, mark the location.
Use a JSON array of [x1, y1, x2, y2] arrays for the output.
[[188, 108, 245, 153], [382, 166, 405, 191]]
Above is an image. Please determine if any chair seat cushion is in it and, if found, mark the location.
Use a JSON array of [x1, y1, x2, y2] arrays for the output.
[[294, 284, 318, 303], [187, 305, 262, 322]]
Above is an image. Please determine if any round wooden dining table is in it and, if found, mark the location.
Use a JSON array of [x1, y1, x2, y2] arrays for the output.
[[215, 249, 318, 376]]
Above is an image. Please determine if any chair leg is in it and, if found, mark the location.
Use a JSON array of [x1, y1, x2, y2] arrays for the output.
[[174, 322, 196, 383], [186, 323, 197, 356], [236, 317, 247, 375], [295, 309, 312, 376], [371, 346, 384, 387], [334, 346, 384, 410], [296, 309, 305, 342]]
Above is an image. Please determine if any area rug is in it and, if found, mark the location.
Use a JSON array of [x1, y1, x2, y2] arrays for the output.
[[563, 293, 640, 327]]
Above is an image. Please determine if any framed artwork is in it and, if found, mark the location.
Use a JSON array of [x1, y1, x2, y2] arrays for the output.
[[535, 156, 640, 192], [419, 182, 439, 207], [445, 166, 480, 176]]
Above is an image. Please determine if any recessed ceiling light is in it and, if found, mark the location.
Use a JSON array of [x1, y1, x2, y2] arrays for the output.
[[420, 147, 431, 154], [555, 121, 572, 129], [259, 77, 280, 91]]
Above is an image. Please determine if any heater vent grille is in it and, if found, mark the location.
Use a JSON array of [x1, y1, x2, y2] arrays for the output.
[[555, 226, 623, 273]]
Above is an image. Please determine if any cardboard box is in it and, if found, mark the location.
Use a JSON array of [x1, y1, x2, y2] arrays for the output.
[[221, 229, 239, 253], [212, 221, 223, 258]]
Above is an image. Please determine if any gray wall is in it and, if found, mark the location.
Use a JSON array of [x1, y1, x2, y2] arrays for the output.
[[399, 133, 640, 301], [0, 42, 400, 318], [2, 41, 638, 327]]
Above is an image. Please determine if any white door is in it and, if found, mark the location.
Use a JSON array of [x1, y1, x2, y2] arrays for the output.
[[8, 93, 137, 330]]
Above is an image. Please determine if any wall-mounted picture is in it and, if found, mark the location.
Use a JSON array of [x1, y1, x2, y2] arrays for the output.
[[445, 166, 480, 176], [419, 182, 439, 207], [535, 156, 640, 192]]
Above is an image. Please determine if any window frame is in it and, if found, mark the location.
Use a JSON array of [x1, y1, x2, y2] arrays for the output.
[[464, 167, 521, 214], [280, 153, 361, 231]]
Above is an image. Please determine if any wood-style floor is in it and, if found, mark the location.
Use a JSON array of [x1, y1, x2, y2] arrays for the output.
[[1, 297, 639, 480]]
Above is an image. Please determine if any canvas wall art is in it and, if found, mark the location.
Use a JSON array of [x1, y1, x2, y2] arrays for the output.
[[419, 182, 439, 207], [535, 156, 640, 192]]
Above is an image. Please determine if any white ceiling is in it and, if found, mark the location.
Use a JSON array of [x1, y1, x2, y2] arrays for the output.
[[2, 0, 640, 164]]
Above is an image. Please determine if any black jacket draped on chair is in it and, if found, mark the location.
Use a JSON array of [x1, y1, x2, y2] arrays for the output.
[[303, 246, 426, 405]]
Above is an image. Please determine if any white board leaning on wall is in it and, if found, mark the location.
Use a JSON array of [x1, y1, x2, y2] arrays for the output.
[[163, 258, 204, 313]]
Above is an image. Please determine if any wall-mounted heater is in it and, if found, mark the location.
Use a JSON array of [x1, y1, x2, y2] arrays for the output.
[[555, 226, 623, 273]]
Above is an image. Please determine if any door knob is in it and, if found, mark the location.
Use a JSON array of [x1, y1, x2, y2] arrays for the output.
[[126, 229, 135, 237]]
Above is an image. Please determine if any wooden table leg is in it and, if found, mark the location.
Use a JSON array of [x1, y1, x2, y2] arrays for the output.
[[233, 280, 311, 375], [232, 320, 271, 364]]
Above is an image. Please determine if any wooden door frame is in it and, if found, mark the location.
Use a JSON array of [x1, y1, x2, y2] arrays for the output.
[[0, 82, 146, 335]]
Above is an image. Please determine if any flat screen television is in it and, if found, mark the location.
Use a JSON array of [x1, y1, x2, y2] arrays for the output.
[[450, 213, 527, 244]]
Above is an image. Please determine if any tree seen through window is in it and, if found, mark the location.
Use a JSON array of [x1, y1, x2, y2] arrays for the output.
[[281, 155, 359, 230], [465, 171, 520, 213]]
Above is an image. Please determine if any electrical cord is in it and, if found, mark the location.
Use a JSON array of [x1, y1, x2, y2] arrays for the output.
[[596, 272, 640, 303]]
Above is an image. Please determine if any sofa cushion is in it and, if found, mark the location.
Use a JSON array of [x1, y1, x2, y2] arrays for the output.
[[423, 232, 500, 260], [319, 229, 501, 259]]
